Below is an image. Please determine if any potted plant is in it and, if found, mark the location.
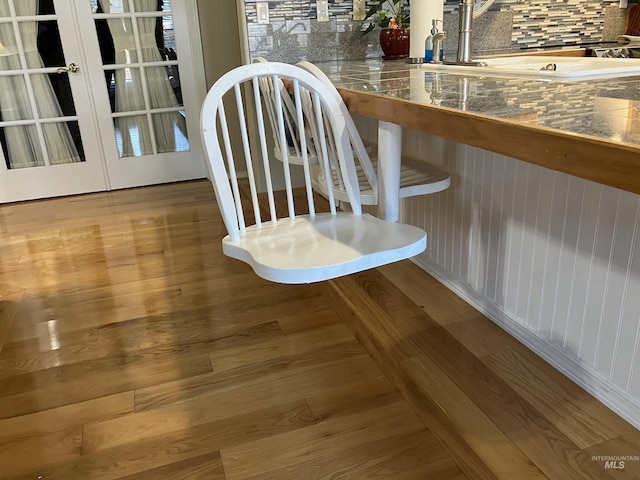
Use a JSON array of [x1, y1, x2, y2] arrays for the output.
[[361, 0, 410, 60]]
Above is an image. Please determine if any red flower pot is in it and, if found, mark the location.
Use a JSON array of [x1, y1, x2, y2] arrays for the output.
[[379, 28, 410, 60]]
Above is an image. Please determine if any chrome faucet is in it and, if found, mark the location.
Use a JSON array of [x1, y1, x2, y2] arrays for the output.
[[445, 0, 487, 66], [430, 31, 447, 64], [457, 0, 474, 62]]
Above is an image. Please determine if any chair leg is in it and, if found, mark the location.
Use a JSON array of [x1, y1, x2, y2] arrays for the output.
[[377, 121, 403, 222]]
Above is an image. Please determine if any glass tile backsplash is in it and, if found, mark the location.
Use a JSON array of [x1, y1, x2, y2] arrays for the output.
[[243, 0, 626, 63]]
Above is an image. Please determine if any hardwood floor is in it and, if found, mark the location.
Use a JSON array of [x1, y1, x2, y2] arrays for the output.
[[0, 180, 637, 479]]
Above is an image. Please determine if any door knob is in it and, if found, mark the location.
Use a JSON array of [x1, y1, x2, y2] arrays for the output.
[[56, 63, 79, 74]]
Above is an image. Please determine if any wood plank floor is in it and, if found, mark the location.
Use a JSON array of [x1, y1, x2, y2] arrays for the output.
[[0, 180, 638, 479]]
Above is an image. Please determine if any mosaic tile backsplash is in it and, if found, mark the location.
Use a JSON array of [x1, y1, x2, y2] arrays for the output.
[[243, 0, 629, 63]]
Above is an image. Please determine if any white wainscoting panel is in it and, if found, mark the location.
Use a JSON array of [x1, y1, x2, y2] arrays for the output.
[[354, 115, 640, 427]]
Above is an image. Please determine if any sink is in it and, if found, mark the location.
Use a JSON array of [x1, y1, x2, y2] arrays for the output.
[[422, 55, 640, 80]]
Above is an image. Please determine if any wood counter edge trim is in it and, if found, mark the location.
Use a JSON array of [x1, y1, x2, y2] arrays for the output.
[[338, 89, 640, 196]]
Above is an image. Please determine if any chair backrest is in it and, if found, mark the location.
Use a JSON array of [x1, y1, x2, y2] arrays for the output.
[[296, 61, 378, 193], [253, 57, 319, 164], [200, 62, 362, 241]]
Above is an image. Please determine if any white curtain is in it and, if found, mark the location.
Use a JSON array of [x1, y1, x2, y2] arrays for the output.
[[98, 0, 186, 157], [0, 0, 80, 169]]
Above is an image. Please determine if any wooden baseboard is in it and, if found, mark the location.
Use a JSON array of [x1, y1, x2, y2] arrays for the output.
[[413, 256, 640, 432]]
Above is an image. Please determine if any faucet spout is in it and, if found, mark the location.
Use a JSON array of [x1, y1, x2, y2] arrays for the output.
[[430, 32, 447, 64], [444, 0, 487, 66]]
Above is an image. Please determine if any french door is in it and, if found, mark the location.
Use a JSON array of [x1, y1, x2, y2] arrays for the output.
[[0, 0, 206, 203]]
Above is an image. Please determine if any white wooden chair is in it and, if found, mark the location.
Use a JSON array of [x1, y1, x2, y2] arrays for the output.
[[296, 60, 451, 208], [200, 62, 427, 284], [253, 57, 319, 166], [253, 56, 375, 170]]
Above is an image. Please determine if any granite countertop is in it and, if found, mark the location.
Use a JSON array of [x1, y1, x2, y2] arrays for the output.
[[314, 58, 640, 147], [310, 58, 640, 195]]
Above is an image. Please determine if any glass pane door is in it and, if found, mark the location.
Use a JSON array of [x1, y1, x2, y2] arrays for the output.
[[83, 0, 205, 189], [0, 0, 107, 202]]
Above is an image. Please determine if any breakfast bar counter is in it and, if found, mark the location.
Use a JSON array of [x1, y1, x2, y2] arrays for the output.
[[312, 59, 640, 196], [308, 58, 640, 431]]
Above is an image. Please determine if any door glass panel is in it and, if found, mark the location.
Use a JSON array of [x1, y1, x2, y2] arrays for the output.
[[0, 22, 19, 70], [33, 20, 65, 68], [161, 16, 175, 50], [96, 0, 130, 14], [18, 20, 40, 67], [14, 2, 39, 16], [2, 125, 44, 168], [115, 114, 152, 157], [104, 18, 137, 64], [152, 112, 187, 153], [138, 16, 162, 62], [33, 74, 74, 117], [65, 120, 84, 159], [134, 0, 171, 13], [0, 0, 84, 170], [46, 74, 76, 116], [111, 67, 143, 113], [93, 0, 188, 158], [167, 64, 181, 104], [0, 76, 33, 120], [146, 66, 180, 107], [33, 0, 55, 15], [42, 121, 84, 164]]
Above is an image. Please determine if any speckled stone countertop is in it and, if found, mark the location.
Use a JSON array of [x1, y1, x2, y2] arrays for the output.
[[315, 58, 640, 145], [310, 58, 640, 195]]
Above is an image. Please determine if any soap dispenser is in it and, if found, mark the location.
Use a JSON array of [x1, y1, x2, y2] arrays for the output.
[[425, 19, 443, 63]]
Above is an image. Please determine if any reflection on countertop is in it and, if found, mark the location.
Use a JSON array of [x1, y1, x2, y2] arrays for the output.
[[312, 59, 640, 146]]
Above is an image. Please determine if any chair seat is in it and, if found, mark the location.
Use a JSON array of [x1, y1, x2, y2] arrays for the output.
[[222, 212, 427, 284], [274, 143, 319, 166], [396, 156, 451, 199], [314, 154, 451, 205]]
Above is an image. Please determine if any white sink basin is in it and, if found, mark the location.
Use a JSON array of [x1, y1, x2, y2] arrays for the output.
[[422, 55, 640, 80]]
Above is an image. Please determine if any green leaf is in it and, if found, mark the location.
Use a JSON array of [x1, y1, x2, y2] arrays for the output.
[[364, 4, 378, 19], [362, 23, 376, 34]]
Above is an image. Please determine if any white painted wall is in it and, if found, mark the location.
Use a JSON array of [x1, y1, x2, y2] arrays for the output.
[[355, 115, 640, 429]]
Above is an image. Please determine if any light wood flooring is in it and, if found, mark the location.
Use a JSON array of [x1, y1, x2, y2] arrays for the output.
[[0, 180, 638, 479]]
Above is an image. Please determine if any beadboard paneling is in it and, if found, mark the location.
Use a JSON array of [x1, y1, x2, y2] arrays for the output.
[[355, 114, 640, 427]]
